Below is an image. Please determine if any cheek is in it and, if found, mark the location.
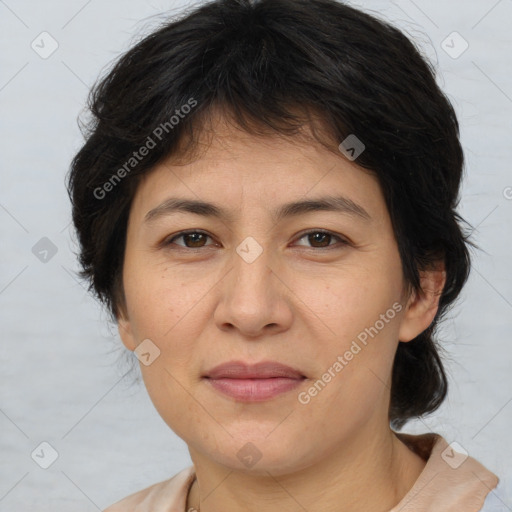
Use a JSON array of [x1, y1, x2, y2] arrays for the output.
[[139, 362, 206, 444], [123, 260, 208, 340], [297, 264, 402, 341], [294, 314, 399, 443], [293, 266, 402, 405]]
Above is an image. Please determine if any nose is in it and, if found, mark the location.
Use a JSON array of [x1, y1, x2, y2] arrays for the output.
[[213, 241, 293, 339]]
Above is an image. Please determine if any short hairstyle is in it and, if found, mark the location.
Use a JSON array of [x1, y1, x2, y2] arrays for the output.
[[66, 0, 473, 429]]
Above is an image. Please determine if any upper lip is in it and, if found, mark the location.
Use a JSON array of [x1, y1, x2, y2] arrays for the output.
[[203, 361, 305, 379]]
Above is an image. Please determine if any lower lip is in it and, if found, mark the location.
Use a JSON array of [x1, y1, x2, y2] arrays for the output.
[[205, 377, 305, 401]]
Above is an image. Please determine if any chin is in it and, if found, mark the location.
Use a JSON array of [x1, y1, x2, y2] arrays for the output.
[[201, 431, 316, 477]]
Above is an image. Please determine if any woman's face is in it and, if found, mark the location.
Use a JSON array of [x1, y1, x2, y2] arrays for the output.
[[118, 117, 430, 475]]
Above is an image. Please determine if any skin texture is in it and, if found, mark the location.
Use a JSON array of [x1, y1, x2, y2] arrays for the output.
[[117, 114, 446, 512]]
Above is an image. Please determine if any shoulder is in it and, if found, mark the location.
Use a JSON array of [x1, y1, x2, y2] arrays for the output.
[[103, 466, 196, 512]]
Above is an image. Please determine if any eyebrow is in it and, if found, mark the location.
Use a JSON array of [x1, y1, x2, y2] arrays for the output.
[[144, 195, 371, 224]]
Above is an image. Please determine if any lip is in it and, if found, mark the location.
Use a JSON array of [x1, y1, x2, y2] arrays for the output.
[[204, 361, 305, 379], [203, 361, 306, 402]]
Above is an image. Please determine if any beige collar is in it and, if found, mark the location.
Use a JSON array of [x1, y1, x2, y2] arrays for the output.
[[389, 432, 499, 511]]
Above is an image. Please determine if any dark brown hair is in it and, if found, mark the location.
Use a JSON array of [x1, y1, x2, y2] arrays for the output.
[[66, 0, 473, 429]]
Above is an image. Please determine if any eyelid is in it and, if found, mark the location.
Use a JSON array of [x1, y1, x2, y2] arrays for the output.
[[162, 228, 350, 250]]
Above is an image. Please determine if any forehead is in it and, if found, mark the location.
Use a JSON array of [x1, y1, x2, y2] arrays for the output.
[[130, 114, 385, 223], [164, 107, 338, 166]]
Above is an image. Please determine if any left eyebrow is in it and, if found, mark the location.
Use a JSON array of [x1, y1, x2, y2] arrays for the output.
[[144, 195, 371, 224]]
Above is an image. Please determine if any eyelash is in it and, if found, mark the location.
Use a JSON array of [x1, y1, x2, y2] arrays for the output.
[[162, 229, 349, 251]]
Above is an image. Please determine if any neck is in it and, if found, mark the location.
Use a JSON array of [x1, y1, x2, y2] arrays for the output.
[[186, 424, 426, 512]]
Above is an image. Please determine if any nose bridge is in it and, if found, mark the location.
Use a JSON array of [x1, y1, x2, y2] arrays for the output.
[[230, 235, 275, 300], [215, 234, 289, 334]]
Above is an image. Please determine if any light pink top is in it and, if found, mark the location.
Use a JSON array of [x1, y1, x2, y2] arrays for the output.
[[104, 432, 499, 511]]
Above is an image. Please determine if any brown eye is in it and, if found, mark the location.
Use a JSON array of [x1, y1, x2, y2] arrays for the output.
[[307, 232, 331, 247], [165, 231, 214, 249], [295, 230, 347, 249]]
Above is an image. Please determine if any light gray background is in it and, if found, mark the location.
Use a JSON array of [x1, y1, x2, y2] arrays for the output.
[[1, 0, 511, 510]]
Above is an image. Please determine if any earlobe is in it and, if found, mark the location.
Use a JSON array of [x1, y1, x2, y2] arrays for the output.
[[117, 314, 137, 352], [398, 265, 446, 343]]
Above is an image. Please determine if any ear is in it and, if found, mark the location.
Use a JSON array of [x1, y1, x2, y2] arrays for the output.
[[398, 262, 446, 342], [117, 311, 137, 352]]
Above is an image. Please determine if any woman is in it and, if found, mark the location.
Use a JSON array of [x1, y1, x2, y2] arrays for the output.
[[67, 0, 501, 510]]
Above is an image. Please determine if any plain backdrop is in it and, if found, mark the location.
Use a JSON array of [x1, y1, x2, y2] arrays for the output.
[[1, 0, 511, 510]]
